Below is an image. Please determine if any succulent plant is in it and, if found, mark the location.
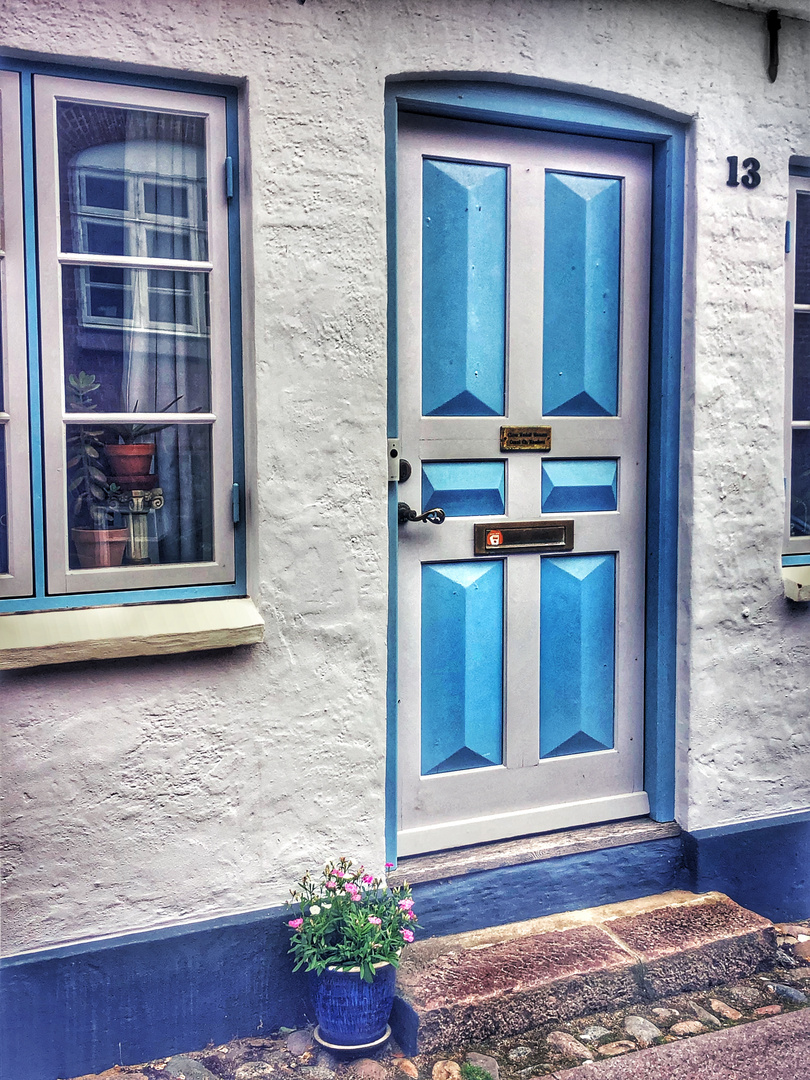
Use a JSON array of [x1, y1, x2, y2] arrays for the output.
[[66, 372, 120, 527]]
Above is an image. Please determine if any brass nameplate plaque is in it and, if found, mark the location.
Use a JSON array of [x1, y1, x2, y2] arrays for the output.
[[500, 425, 552, 452], [474, 520, 574, 556]]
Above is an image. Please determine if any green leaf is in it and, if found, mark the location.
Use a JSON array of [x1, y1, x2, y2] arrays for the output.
[[89, 467, 107, 484], [90, 484, 105, 500], [68, 475, 83, 491], [85, 445, 100, 459]]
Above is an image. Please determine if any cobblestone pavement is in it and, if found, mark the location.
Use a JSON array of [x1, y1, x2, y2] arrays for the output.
[[67, 924, 810, 1080]]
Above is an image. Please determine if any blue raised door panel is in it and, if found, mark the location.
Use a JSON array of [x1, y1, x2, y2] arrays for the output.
[[541, 459, 618, 513], [543, 173, 621, 417], [540, 554, 615, 757], [422, 461, 505, 517], [421, 561, 504, 775], [422, 159, 506, 417]]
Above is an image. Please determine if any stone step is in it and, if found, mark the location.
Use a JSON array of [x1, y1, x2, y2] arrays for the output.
[[390, 890, 776, 1055]]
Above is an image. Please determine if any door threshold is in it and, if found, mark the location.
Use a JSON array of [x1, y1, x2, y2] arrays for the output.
[[388, 816, 680, 886]]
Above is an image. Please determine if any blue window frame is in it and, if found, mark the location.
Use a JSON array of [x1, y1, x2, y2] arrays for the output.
[[0, 59, 245, 614]]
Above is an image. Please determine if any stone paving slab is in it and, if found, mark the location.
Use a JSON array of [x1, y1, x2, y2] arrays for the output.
[[604, 894, 776, 997], [393, 923, 640, 1052], [392, 891, 776, 1054], [550, 1005, 810, 1079]]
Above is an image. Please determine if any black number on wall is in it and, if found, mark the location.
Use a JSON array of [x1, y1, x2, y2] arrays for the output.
[[741, 157, 761, 189], [727, 156, 761, 188]]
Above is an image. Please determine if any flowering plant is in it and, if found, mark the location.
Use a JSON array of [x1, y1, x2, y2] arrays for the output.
[[286, 857, 419, 983]]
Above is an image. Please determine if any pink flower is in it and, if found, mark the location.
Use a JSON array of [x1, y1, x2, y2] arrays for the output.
[[351, 894, 362, 902], [399, 928, 414, 942], [385, 862, 394, 870], [406, 911, 417, 921], [287, 918, 304, 929], [344, 884, 360, 896], [397, 898, 414, 911], [334, 870, 345, 879], [368, 916, 382, 925], [325, 881, 337, 890], [362, 874, 374, 885]]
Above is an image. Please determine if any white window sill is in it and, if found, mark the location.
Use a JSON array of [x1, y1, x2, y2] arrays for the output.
[[0, 597, 264, 669], [783, 564, 810, 602]]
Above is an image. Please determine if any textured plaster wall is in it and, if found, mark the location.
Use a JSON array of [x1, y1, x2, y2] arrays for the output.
[[0, 0, 808, 955]]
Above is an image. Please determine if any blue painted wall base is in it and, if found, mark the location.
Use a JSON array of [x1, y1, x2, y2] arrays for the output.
[[410, 837, 687, 936], [3, 818, 808, 1080], [683, 818, 810, 924], [0, 906, 309, 1080]]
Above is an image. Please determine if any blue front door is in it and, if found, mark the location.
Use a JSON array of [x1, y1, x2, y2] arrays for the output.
[[396, 114, 652, 856]]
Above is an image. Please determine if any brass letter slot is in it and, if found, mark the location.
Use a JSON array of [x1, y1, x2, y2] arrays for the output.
[[500, 425, 552, 452], [474, 520, 574, 555]]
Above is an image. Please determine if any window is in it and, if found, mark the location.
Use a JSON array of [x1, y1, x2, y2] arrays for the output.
[[0, 71, 33, 599], [786, 167, 810, 559], [0, 65, 248, 622]]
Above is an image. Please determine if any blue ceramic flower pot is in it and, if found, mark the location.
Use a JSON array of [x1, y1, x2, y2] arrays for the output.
[[309, 962, 397, 1047]]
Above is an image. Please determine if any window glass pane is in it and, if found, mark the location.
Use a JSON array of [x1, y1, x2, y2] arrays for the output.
[[796, 192, 810, 306], [145, 228, 192, 260], [0, 275, 5, 412], [84, 174, 127, 211], [57, 101, 208, 261], [84, 220, 127, 256], [62, 266, 211, 413], [793, 312, 810, 421], [0, 277, 7, 573], [66, 422, 214, 568], [144, 181, 189, 218], [0, 429, 8, 575], [791, 428, 810, 537]]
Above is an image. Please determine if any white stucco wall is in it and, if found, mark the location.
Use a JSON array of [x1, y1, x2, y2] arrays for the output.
[[1, 0, 808, 955]]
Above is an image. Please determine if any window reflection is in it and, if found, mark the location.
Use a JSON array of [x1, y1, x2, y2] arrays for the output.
[[794, 312, 810, 422], [58, 102, 208, 258], [791, 429, 810, 538], [58, 102, 216, 572], [62, 266, 211, 414], [0, 430, 7, 576], [65, 421, 214, 569]]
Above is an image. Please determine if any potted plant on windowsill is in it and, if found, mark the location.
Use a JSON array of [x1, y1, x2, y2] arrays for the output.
[[103, 390, 188, 491], [286, 857, 418, 1055], [67, 372, 128, 568]]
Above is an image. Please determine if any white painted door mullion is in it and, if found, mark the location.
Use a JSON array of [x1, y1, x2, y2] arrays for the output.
[[503, 553, 541, 770]]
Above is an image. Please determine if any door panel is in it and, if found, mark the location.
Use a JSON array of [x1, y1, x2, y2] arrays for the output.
[[397, 113, 652, 856]]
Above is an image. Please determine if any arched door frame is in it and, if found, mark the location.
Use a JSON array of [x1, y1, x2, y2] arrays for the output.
[[384, 78, 687, 864]]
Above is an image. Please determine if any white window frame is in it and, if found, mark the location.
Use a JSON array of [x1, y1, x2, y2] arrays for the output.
[[0, 70, 34, 599], [34, 75, 235, 594], [785, 173, 810, 557]]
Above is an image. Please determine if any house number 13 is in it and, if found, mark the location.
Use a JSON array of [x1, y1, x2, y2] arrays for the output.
[[727, 156, 761, 188]]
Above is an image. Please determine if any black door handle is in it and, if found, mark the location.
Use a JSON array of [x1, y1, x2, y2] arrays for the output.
[[398, 502, 446, 525]]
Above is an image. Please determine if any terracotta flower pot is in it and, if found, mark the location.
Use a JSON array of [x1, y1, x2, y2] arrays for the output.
[[71, 527, 129, 568], [105, 443, 156, 478]]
